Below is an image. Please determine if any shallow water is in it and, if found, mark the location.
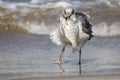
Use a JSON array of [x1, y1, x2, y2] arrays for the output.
[[0, 32, 120, 79]]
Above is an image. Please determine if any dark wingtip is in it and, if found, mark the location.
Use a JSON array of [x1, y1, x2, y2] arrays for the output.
[[88, 34, 94, 40]]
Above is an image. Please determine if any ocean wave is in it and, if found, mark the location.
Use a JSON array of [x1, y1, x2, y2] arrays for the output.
[[99, 0, 120, 8], [1, 0, 120, 10], [18, 21, 54, 34], [0, 0, 120, 16], [0, 0, 120, 36], [93, 22, 120, 36], [1, 20, 120, 36]]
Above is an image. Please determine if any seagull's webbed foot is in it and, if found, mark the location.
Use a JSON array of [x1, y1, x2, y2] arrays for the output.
[[54, 60, 62, 64]]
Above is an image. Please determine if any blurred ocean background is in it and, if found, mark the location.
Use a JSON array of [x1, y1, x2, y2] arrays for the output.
[[0, 0, 120, 36], [0, 0, 120, 79]]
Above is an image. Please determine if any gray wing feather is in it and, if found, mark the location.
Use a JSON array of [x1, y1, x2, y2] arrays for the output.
[[75, 12, 92, 33], [75, 12, 93, 40]]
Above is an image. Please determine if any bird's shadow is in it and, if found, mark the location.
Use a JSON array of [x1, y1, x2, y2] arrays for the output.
[[82, 58, 96, 64], [63, 58, 96, 64]]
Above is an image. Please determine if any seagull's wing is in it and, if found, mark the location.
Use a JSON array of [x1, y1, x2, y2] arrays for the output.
[[75, 12, 93, 35], [50, 16, 66, 45]]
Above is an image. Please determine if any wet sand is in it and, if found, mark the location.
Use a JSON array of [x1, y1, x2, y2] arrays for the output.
[[0, 32, 120, 80], [15, 74, 120, 80]]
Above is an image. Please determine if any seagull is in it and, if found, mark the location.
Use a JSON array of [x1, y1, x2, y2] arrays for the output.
[[50, 7, 93, 65]]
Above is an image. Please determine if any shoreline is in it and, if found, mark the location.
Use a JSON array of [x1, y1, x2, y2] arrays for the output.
[[1, 71, 120, 80], [14, 74, 120, 80]]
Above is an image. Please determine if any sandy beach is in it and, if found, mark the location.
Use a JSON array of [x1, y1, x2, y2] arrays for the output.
[[12, 74, 120, 80]]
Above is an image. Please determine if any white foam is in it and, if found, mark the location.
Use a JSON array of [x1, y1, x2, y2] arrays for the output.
[[18, 21, 52, 34], [93, 23, 109, 36], [110, 22, 120, 36], [54, 1, 73, 8], [93, 22, 120, 36], [39, 1, 99, 9], [0, 1, 7, 8], [30, 0, 39, 4], [99, 0, 120, 8], [17, 20, 120, 36], [101, 0, 115, 7], [31, 0, 45, 4], [40, 1, 73, 9], [28, 22, 49, 34], [4, 3, 17, 10], [1, 0, 120, 10]]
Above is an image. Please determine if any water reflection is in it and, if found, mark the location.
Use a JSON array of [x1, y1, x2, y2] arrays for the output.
[[55, 62, 82, 76], [54, 58, 97, 75], [56, 64, 65, 76]]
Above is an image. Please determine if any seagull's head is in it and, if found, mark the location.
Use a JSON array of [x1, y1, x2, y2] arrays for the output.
[[63, 7, 74, 19]]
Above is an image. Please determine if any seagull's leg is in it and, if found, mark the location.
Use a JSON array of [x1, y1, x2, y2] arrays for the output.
[[79, 48, 81, 65], [79, 47, 81, 74], [55, 45, 65, 64]]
